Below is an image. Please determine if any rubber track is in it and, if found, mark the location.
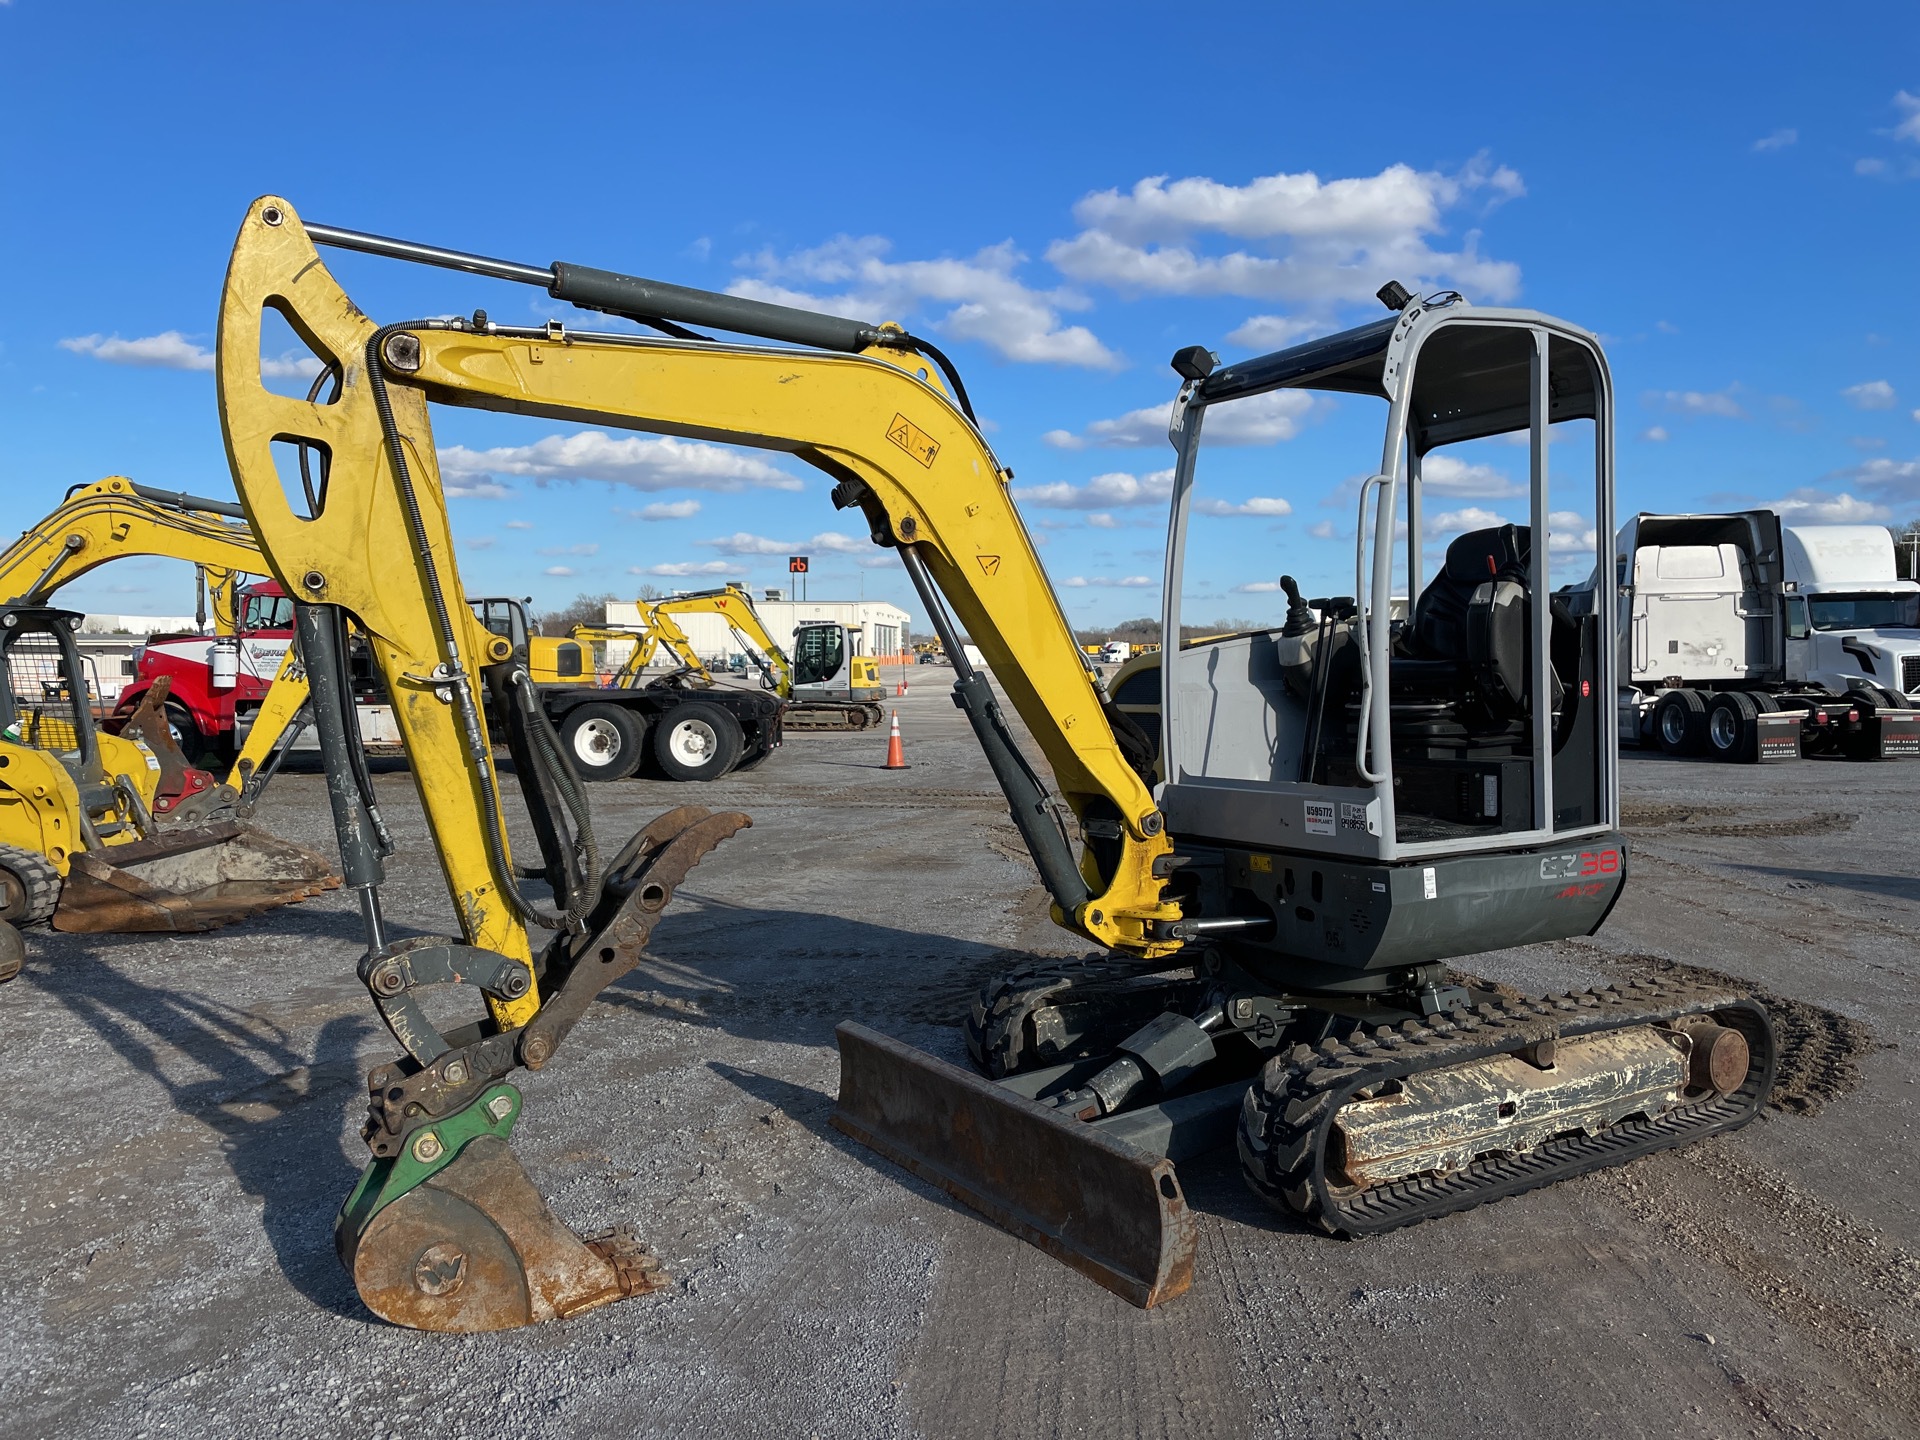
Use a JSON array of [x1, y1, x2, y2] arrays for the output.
[[1237, 974, 1777, 1236], [0, 844, 61, 925]]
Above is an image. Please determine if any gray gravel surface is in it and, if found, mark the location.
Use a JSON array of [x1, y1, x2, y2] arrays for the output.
[[1, 680, 1913, 1439]]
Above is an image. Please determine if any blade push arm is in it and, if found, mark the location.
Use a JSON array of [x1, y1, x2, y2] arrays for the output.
[[228, 197, 1178, 956]]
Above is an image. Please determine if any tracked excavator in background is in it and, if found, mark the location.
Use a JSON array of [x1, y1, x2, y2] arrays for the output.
[[0, 482, 338, 963], [650, 583, 887, 729], [217, 196, 1776, 1329]]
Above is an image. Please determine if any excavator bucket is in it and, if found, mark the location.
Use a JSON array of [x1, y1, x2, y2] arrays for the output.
[[343, 1092, 667, 1333], [335, 806, 749, 1331], [832, 1022, 1197, 1308], [52, 817, 339, 932]]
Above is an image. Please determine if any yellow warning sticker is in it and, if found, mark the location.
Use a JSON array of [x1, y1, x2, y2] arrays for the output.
[[1249, 854, 1273, 873], [977, 555, 1001, 577], [887, 413, 940, 468]]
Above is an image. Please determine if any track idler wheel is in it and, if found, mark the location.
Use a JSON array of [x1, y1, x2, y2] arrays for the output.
[[338, 1086, 667, 1332]]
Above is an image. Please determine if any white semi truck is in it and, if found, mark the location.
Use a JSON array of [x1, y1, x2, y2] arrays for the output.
[[1611, 512, 1919, 762]]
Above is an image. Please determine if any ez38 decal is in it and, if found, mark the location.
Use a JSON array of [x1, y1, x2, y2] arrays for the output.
[[1540, 848, 1621, 899]]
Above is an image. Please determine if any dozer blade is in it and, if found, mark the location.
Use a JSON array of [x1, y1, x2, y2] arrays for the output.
[[341, 1086, 666, 1332], [52, 817, 339, 932], [832, 1021, 1195, 1308]]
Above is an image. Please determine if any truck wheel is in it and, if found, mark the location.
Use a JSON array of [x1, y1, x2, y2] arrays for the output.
[[164, 702, 210, 765], [652, 701, 743, 782], [560, 703, 645, 781], [0, 922, 22, 983], [1745, 690, 1779, 712], [1654, 689, 1708, 756], [1706, 692, 1758, 762]]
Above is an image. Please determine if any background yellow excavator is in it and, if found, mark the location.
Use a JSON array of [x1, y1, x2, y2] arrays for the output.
[[217, 197, 1775, 1329], [0, 482, 338, 967], [533, 584, 885, 731]]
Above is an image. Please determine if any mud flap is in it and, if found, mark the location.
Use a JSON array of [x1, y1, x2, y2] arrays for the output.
[[52, 818, 339, 932], [831, 1021, 1195, 1308]]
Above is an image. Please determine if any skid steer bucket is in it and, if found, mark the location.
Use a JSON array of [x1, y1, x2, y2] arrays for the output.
[[52, 817, 339, 932], [832, 1022, 1196, 1308]]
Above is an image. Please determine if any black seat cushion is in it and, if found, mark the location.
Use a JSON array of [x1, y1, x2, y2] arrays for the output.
[[1409, 524, 1531, 661]]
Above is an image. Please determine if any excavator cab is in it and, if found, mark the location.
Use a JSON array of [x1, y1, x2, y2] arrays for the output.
[[1157, 298, 1616, 984]]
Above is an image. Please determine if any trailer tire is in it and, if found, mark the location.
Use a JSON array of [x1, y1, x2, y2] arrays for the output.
[[1745, 690, 1779, 712], [652, 701, 742, 782], [1706, 692, 1758, 761], [1655, 689, 1708, 756], [560, 703, 645, 781]]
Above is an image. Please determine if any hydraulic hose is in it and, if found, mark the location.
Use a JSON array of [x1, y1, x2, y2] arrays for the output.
[[364, 323, 582, 933]]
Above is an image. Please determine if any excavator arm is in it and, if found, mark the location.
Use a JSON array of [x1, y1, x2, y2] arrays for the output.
[[217, 198, 750, 1331], [0, 476, 321, 806], [222, 198, 1177, 958], [650, 585, 793, 697]]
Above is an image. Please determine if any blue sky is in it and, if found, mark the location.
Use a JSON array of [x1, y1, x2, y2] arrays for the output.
[[3, 4, 1918, 632]]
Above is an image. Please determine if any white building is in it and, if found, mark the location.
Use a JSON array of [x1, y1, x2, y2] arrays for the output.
[[604, 595, 912, 668]]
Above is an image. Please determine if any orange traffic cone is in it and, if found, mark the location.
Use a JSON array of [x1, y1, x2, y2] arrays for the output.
[[895, 676, 909, 696], [883, 710, 909, 769]]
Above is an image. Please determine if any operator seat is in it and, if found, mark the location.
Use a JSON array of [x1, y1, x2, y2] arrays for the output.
[[1393, 524, 1573, 724]]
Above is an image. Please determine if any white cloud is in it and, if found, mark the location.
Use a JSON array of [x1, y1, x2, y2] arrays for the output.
[[636, 560, 735, 577], [1640, 425, 1670, 442], [1419, 454, 1522, 498], [1047, 156, 1525, 307], [1752, 128, 1798, 152], [1233, 577, 1293, 593], [463, 536, 497, 550], [58, 330, 321, 378], [1043, 388, 1315, 450], [1194, 496, 1292, 517], [1308, 520, 1339, 540], [1765, 488, 1891, 523], [1014, 468, 1174, 510], [1895, 90, 1920, 143], [504, 519, 535, 530], [1225, 314, 1323, 350], [637, 499, 702, 520], [1856, 157, 1888, 177], [1087, 513, 1118, 528], [1546, 509, 1598, 553], [730, 235, 1120, 369], [1061, 575, 1157, 589], [1427, 506, 1512, 536], [437, 431, 802, 495], [60, 331, 210, 370], [543, 565, 577, 577], [1912, 409, 1920, 423], [1647, 386, 1745, 419], [697, 530, 870, 557], [1843, 379, 1897, 410], [539, 544, 600, 556], [445, 479, 513, 500]]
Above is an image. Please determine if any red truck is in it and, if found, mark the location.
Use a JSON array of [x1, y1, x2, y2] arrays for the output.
[[114, 579, 400, 763]]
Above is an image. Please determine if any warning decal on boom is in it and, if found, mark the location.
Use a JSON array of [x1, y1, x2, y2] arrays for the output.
[[887, 414, 940, 468]]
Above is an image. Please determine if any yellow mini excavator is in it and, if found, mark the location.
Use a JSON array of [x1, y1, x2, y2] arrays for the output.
[[0, 483, 338, 962], [534, 585, 885, 732], [217, 197, 1775, 1327]]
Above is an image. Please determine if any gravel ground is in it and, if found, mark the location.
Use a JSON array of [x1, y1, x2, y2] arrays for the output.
[[1, 678, 1914, 1439]]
